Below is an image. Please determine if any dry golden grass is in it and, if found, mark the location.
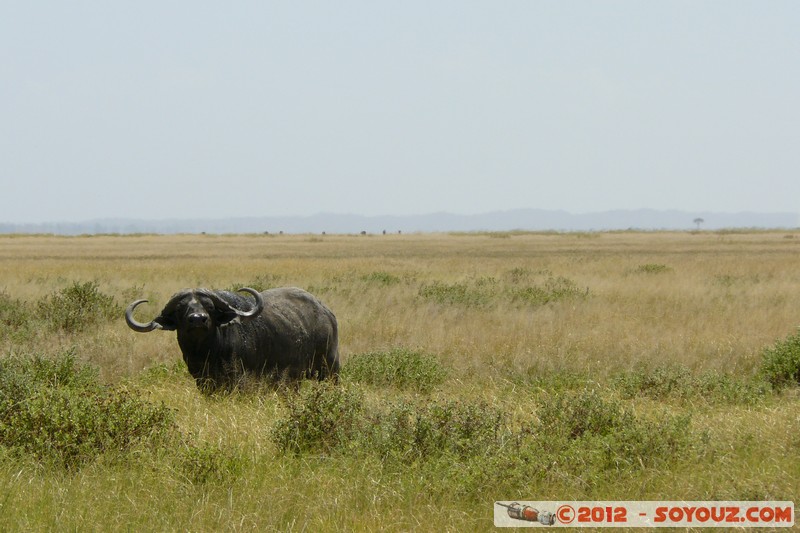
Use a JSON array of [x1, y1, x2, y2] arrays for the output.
[[3, 231, 797, 379]]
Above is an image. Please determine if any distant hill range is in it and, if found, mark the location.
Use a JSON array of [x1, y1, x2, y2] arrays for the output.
[[1, 209, 797, 235]]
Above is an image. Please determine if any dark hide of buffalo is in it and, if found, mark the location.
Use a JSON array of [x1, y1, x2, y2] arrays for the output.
[[126, 287, 339, 390]]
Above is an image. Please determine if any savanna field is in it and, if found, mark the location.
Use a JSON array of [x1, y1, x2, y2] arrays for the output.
[[0, 231, 799, 531]]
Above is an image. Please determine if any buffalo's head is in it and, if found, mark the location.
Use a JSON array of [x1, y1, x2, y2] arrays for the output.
[[125, 288, 263, 334]]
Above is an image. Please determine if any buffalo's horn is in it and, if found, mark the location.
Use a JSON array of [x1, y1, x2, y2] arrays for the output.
[[196, 287, 264, 319], [125, 300, 162, 332], [234, 287, 264, 318]]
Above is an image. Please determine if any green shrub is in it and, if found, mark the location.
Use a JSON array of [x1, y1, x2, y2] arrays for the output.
[[0, 291, 33, 340], [0, 291, 41, 343], [535, 389, 630, 439], [271, 382, 506, 464], [418, 280, 491, 307], [0, 349, 100, 400], [179, 443, 246, 485], [343, 348, 448, 392], [599, 411, 695, 470], [370, 400, 506, 462], [0, 350, 177, 470], [0, 387, 177, 470], [615, 363, 694, 400], [506, 267, 533, 284], [271, 382, 364, 455], [614, 363, 767, 404], [419, 275, 587, 308], [759, 329, 800, 389], [509, 276, 588, 306], [37, 281, 120, 333], [693, 372, 769, 403], [530, 389, 697, 470], [268, 383, 700, 493]]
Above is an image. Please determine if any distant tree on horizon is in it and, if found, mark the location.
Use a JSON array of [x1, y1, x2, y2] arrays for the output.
[[693, 217, 704, 230]]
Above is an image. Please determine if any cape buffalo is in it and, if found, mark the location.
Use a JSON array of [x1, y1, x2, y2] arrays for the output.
[[125, 287, 339, 390]]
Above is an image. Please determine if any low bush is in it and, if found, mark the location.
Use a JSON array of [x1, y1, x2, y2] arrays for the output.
[[369, 400, 506, 463], [599, 410, 695, 470], [271, 381, 364, 455], [535, 388, 630, 439], [617, 363, 694, 400], [268, 382, 706, 502], [0, 350, 178, 470], [0, 291, 33, 341], [691, 372, 770, 403], [509, 276, 588, 306], [759, 329, 800, 390], [529, 389, 698, 470], [271, 382, 506, 464], [419, 275, 587, 308], [505, 266, 535, 283], [614, 363, 767, 404], [178, 442, 247, 485], [37, 281, 120, 333], [0, 349, 100, 398], [361, 271, 402, 286], [343, 348, 448, 392], [418, 280, 492, 307]]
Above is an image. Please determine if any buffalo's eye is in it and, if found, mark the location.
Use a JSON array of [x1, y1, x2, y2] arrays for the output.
[[197, 296, 215, 311]]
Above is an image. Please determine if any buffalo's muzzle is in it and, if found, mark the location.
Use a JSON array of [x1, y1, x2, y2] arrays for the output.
[[188, 313, 209, 327]]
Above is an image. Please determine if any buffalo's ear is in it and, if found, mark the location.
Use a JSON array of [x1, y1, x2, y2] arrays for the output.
[[210, 308, 241, 327], [153, 291, 189, 331], [196, 289, 260, 329], [152, 314, 178, 331]]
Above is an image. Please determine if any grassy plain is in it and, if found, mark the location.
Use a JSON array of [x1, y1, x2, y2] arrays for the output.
[[0, 230, 799, 531]]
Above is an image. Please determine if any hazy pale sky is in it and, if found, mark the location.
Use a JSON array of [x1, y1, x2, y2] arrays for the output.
[[2, 2, 798, 223]]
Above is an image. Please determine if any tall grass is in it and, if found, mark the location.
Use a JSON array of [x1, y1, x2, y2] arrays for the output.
[[0, 231, 798, 530]]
